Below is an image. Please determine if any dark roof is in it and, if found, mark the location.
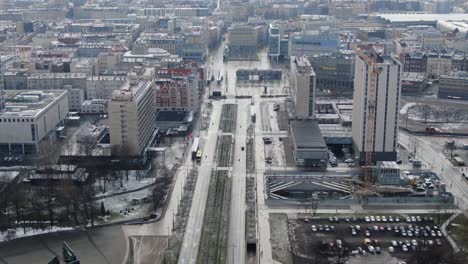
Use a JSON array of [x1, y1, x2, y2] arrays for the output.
[[290, 120, 327, 149], [156, 110, 192, 122]]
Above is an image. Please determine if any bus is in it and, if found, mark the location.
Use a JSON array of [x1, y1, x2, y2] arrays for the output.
[[191, 137, 200, 160], [196, 150, 202, 162], [454, 156, 465, 166]]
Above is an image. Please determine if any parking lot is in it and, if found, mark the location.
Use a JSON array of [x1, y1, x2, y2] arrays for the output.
[[289, 215, 452, 264]]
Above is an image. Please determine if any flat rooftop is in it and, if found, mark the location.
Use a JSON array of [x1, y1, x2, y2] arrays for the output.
[[290, 120, 326, 149], [156, 110, 193, 122], [1, 90, 67, 118]]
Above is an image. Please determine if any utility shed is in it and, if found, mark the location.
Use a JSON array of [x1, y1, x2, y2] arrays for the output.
[[290, 120, 328, 168]]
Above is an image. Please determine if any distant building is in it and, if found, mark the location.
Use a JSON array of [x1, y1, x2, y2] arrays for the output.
[[401, 72, 427, 95], [268, 24, 281, 60], [154, 68, 200, 113], [3, 71, 28, 90], [290, 56, 316, 119], [403, 53, 427, 73], [97, 52, 124, 74], [81, 99, 108, 114], [288, 28, 339, 57], [352, 51, 402, 163], [0, 90, 69, 156], [309, 51, 355, 93], [451, 52, 468, 72], [108, 80, 157, 157], [438, 72, 468, 100], [27, 72, 87, 92], [86, 76, 127, 100], [426, 52, 452, 77], [228, 24, 266, 57]]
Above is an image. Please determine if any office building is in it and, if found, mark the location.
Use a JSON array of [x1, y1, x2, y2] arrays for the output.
[[290, 56, 316, 119], [289, 28, 339, 57], [352, 51, 402, 163], [0, 90, 69, 156], [309, 51, 355, 93], [86, 76, 127, 100], [268, 24, 281, 60], [228, 24, 266, 57], [108, 80, 157, 157]]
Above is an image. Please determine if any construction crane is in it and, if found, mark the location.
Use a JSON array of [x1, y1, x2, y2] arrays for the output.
[[357, 48, 379, 192]]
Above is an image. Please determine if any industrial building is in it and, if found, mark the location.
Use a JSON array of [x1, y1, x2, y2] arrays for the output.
[[438, 72, 468, 100], [290, 56, 316, 119], [0, 90, 69, 156], [290, 120, 328, 168], [352, 51, 402, 163]]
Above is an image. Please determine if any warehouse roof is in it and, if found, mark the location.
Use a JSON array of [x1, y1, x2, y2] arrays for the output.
[[290, 120, 326, 149]]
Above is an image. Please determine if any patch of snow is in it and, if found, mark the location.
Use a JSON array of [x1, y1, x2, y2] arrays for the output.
[[0, 226, 75, 242], [400, 102, 420, 115], [94, 171, 155, 197]]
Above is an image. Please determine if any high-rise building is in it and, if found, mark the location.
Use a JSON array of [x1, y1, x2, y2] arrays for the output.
[[268, 24, 281, 60], [352, 52, 402, 163], [290, 56, 316, 119], [109, 79, 157, 157]]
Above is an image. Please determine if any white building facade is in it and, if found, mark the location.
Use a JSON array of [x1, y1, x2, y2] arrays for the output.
[[108, 80, 156, 156], [290, 56, 316, 119], [352, 52, 402, 163], [0, 90, 69, 156]]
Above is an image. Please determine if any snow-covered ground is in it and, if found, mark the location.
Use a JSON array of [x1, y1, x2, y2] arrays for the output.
[[97, 187, 153, 223], [400, 102, 420, 114], [94, 171, 155, 197], [0, 226, 75, 242]]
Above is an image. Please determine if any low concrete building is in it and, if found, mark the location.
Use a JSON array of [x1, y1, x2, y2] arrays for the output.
[[438, 72, 468, 100], [0, 90, 69, 156], [290, 120, 328, 168], [401, 72, 427, 95]]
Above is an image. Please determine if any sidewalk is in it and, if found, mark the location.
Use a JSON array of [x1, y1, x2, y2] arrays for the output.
[[440, 212, 461, 252]]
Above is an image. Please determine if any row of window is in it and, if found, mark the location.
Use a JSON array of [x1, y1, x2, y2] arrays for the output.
[[0, 118, 34, 123]]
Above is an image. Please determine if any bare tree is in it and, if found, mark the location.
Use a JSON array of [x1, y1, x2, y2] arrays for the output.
[[438, 107, 455, 123], [79, 135, 96, 157], [418, 105, 435, 124]]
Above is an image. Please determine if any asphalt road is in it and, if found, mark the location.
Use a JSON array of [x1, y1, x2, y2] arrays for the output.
[[178, 102, 223, 264], [227, 100, 249, 264]]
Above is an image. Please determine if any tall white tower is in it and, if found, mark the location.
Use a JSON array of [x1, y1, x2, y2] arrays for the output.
[[352, 52, 402, 163]]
